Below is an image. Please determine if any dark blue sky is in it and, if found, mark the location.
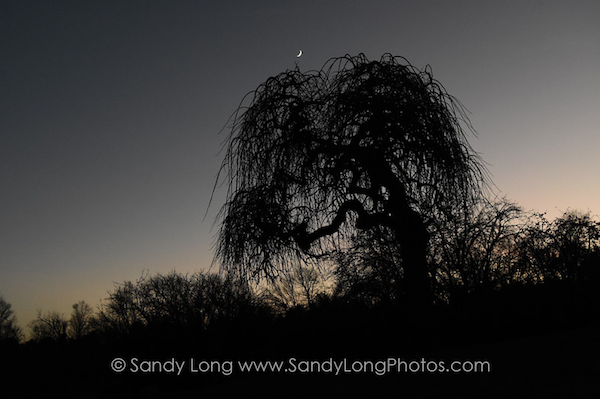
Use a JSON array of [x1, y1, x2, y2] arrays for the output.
[[2, 0, 599, 330]]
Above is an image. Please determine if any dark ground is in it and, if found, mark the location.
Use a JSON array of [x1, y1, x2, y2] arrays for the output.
[[2, 284, 598, 398]]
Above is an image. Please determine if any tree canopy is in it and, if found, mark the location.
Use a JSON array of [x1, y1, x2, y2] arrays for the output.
[[214, 54, 489, 304]]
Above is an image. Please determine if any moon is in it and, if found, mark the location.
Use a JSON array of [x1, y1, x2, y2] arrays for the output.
[[297, 50, 303, 58]]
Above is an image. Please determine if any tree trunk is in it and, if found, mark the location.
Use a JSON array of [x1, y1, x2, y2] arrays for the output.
[[393, 207, 432, 308], [355, 149, 433, 307]]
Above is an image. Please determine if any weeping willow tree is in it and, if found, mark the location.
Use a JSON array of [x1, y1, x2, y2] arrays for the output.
[[214, 54, 489, 306]]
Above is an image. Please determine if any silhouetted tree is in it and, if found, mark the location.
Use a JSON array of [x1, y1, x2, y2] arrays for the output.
[[215, 54, 488, 306], [552, 211, 600, 284], [68, 300, 94, 339], [0, 296, 23, 343], [262, 266, 331, 312], [513, 211, 555, 284], [29, 310, 68, 341], [95, 277, 141, 334], [515, 210, 600, 287], [429, 197, 526, 300]]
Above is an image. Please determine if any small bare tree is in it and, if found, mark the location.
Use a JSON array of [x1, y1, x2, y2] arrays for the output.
[[29, 310, 68, 341], [263, 267, 331, 312], [68, 301, 94, 339], [429, 197, 525, 298], [0, 296, 23, 343]]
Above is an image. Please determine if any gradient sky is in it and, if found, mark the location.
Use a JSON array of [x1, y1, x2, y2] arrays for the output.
[[1, 1, 599, 331]]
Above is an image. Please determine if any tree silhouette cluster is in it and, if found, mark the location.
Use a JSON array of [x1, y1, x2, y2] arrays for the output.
[[213, 54, 599, 313], [28, 301, 94, 342], [1, 209, 598, 397], [335, 203, 600, 307], [2, 209, 596, 346], [94, 271, 264, 336], [2, 54, 599, 397]]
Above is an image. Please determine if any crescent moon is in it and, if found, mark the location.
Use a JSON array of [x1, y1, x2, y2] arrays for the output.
[[297, 50, 303, 58]]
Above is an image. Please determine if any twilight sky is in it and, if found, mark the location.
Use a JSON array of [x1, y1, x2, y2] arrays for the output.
[[1, 1, 599, 330]]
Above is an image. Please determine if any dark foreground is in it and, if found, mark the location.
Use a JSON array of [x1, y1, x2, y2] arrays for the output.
[[2, 284, 599, 398]]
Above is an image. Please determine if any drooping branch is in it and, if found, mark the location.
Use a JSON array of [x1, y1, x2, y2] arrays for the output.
[[293, 199, 391, 251]]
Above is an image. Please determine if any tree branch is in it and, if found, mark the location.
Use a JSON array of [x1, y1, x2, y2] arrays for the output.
[[293, 199, 389, 251]]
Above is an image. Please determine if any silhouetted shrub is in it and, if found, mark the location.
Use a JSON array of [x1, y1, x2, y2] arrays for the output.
[[95, 270, 269, 336]]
